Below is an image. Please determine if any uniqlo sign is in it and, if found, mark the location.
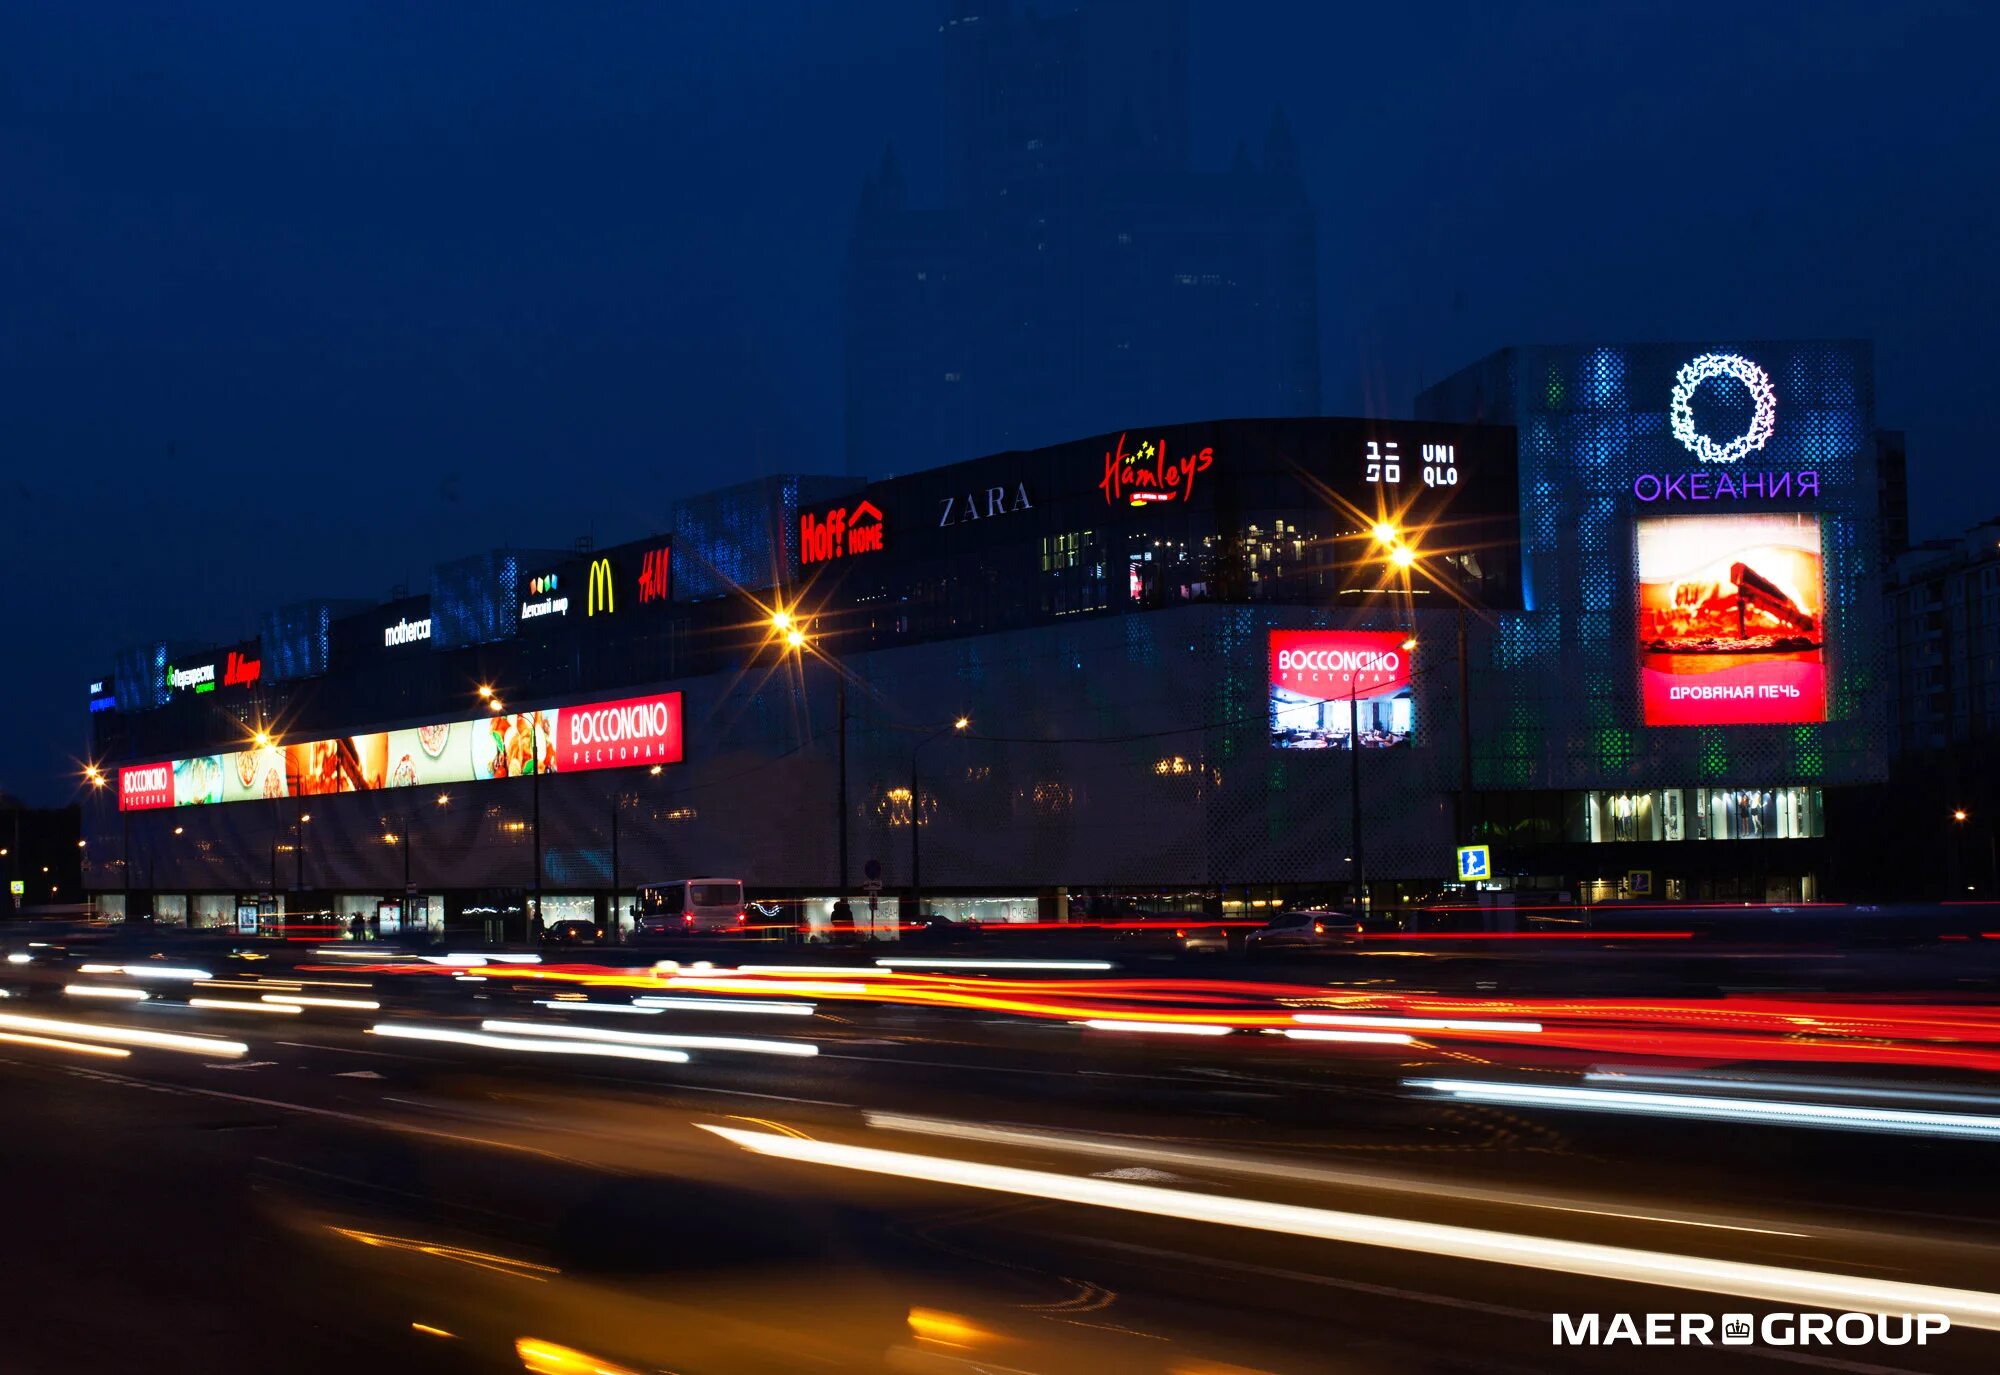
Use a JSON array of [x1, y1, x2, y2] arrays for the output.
[[119, 762, 174, 811]]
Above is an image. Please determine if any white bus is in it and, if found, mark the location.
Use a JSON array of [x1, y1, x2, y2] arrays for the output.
[[634, 878, 746, 936]]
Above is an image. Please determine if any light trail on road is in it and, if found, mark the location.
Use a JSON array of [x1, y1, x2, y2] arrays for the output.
[[700, 1123, 2000, 1330]]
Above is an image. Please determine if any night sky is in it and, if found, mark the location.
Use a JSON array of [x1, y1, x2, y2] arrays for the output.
[[4, 1, 1995, 803]]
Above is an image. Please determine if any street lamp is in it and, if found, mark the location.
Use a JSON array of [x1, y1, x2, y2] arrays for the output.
[[83, 763, 125, 918], [909, 716, 969, 924], [771, 605, 852, 917]]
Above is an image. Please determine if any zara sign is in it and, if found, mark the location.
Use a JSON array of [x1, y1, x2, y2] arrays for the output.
[[938, 483, 1033, 528]]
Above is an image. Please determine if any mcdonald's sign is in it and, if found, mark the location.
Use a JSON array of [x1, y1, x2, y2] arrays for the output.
[[586, 557, 617, 617]]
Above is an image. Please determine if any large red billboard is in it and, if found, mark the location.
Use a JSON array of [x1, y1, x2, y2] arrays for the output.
[[1637, 514, 1825, 726], [118, 762, 174, 811], [1269, 630, 1415, 749], [556, 690, 683, 772]]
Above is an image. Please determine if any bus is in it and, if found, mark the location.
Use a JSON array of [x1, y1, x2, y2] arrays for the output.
[[634, 878, 746, 937]]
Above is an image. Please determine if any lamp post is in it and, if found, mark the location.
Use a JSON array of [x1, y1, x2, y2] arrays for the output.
[[1953, 808, 1970, 898], [910, 716, 969, 924], [1347, 526, 1423, 912], [609, 787, 621, 941], [83, 764, 120, 915], [771, 608, 851, 910], [1348, 682, 1365, 909]]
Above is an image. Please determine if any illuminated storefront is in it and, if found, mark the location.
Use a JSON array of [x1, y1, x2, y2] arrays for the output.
[[79, 369, 1893, 926], [1417, 340, 1888, 901]]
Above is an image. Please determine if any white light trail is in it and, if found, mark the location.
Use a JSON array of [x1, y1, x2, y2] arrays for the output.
[[481, 1019, 816, 1057], [699, 1124, 2000, 1330], [861, 1112, 1807, 1238], [419, 953, 542, 966], [632, 996, 817, 1017], [1079, 1020, 1232, 1037], [1281, 1029, 1414, 1045], [1409, 1079, 2000, 1142], [875, 958, 1115, 971], [1583, 1071, 2000, 1110], [5, 952, 32, 965], [261, 995, 381, 1011], [0, 1011, 245, 1057], [77, 964, 212, 982], [0, 1029, 131, 1059], [64, 985, 150, 1001], [532, 999, 661, 1015], [370, 1023, 689, 1065], [189, 998, 302, 1015], [1295, 1013, 1542, 1035]]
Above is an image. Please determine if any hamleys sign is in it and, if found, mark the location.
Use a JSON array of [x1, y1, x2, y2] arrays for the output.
[[1099, 433, 1215, 507]]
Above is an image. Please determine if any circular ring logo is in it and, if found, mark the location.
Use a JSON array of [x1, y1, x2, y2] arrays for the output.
[[1669, 353, 1776, 464]]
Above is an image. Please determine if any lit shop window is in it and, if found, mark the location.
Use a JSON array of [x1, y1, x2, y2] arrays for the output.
[[1691, 786, 1822, 840], [1580, 787, 1821, 841], [1582, 789, 1686, 842]]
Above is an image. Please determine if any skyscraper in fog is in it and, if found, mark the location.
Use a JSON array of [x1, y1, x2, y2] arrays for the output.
[[846, 0, 1320, 476]]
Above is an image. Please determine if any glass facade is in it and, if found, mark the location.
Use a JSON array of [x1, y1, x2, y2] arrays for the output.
[[1579, 787, 1822, 842]]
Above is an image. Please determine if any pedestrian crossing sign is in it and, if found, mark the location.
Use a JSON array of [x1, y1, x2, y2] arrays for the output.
[[1455, 845, 1491, 882]]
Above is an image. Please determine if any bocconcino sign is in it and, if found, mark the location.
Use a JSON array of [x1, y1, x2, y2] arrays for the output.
[[557, 691, 683, 770]]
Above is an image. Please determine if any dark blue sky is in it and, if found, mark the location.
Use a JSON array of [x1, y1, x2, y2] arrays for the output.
[[3, 1, 1995, 802]]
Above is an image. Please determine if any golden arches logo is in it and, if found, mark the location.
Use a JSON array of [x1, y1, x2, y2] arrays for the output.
[[587, 557, 616, 617]]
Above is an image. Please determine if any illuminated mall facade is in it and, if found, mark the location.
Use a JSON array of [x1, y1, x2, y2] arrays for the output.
[[82, 340, 1891, 934]]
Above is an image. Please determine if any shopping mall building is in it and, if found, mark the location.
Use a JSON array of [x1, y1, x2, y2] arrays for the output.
[[83, 340, 1891, 935]]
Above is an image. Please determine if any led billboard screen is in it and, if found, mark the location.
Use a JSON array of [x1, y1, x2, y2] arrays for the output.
[[1637, 513, 1825, 726], [119, 690, 683, 810], [1269, 630, 1415, 749]]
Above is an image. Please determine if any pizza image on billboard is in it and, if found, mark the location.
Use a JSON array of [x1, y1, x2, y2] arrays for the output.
[[1637, 513, 1825, 726], [1269, 630, 1415, 749]]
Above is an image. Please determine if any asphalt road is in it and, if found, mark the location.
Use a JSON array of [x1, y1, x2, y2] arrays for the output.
[[4, 951, 2000, 1374]]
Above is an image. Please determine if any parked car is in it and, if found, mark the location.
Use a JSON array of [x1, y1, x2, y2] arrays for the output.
[[1244, 910, 1363, 954]]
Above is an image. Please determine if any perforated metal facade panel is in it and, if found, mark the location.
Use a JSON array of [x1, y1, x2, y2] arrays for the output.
[[1416, 341, 1887, 791], [84, 602, 1468, 892], [430, 550, 529, 649], [259, 600, 335, 683]]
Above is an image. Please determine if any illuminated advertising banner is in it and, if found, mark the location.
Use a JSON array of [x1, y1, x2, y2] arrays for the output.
[[1637, 513, 1825, 726], [1268, 630, 1415, 750], [118, 690, 685, 810], [118, 763, 174, 811]]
